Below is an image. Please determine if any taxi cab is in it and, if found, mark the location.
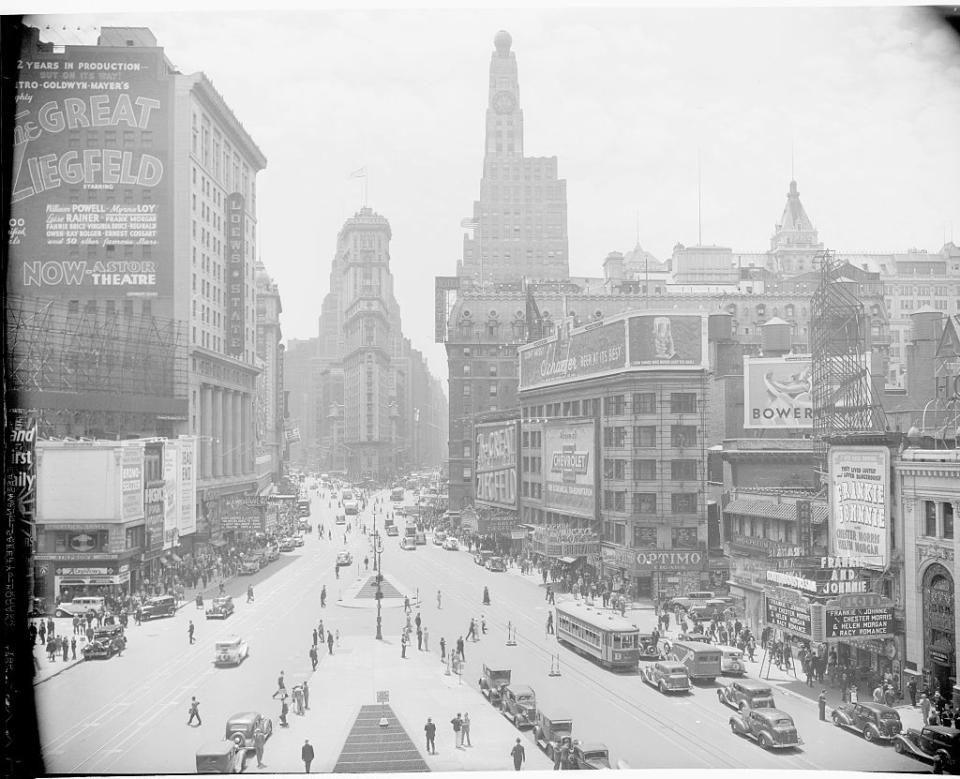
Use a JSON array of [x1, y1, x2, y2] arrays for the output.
[[214, 636, 249, 666], [716, 644, 746, 676]]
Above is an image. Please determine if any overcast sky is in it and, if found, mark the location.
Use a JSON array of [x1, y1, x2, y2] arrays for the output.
[[22, 5, 960, 379]]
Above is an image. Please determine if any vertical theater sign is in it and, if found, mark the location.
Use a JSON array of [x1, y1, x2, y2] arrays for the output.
[[829, 446, 890, 569]]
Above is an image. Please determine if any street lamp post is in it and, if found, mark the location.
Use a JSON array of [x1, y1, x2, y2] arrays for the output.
[[374, 510, 384, 640]]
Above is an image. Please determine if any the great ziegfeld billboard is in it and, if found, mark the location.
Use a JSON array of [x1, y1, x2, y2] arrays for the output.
[[519, 313, 707, 390], [475, 421, 518, 510], [829, 447, 890, 569], [543, 420, 597, 520], [743, 355, 813, 429], [10, 33, 173, 297]]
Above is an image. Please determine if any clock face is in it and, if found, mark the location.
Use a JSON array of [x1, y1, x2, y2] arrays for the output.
[[492, 90, 516, 115]]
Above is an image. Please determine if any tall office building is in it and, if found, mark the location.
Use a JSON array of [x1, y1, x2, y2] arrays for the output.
[[457, 30, 569, 285]]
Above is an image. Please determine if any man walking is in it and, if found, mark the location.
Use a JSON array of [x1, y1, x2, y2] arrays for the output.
[[451, 713, 464, 749], [188, 620, 195, 644], [313, 628, 318, 647], [401, 632, 408, 659], [70, 636, 77, 660], [462, 712, 472, 747], [511, 737, 526, 770], [457, 636, 465, 662], [423, 626, 430, 652], [818, 689, 828, 721], [253, 725, 266, 768], [424, 717, 437, 755], [309, 645, 318, 671], [439, 637, 446, 662], [187, 696, 202, 727], [437, 590, 442, 609], [273, 670, 286, 699], [417, 625, 423, 651], [302, 680, 310, 710], [321, 585, 327, 608], [546, 613, 554, 635], [301, 739, 315, 773], [327, 630, 335, 655]]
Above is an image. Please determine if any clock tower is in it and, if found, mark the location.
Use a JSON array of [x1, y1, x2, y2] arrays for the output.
[[486, 29, 523, 157]]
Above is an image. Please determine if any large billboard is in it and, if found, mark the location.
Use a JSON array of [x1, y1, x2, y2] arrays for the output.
[[10, 34, 173, 298], [178, 437, 197, 536], [120, 441, 144, 521], [829, 446, 890, 569], [542, 420, 597, 519], [226, 193, 246, 356], [519, 320, 626, 390], [162, 441, 179, 549], [628, 314, 707, 369], [474, 421, 518, 510], [743, 355, 813, 429]]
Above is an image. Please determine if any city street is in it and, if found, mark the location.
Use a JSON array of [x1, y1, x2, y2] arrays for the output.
[[36, 489, 923, 774]]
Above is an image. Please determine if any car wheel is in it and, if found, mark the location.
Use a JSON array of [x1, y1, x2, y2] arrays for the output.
[[232, 733, 245, 749], [659, 682, 666, 694], [831, 714, 841, 727], [893, 740, 905, 754], [759, 734, 771, 749], [863, 727, 875, 743], [55, 609, 67, 618], [730, 720, 739, 735]]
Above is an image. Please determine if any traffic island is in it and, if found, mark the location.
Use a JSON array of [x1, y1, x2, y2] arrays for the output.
[[333, 704, 428, 773]]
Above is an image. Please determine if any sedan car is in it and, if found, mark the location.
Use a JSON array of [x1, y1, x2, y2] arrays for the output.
[[292, 535, 305, 547], [81, 638, 122, 660], [224, 712, 273, 750], [336, 551, 353, 566], [214, 637, 250, 666], [278, 539, 296, 552], [730, 708, 803, 750], [206, 596, 235, 620], [832, 702, 902, 743], [568, 742, 611, 770], [443, 537, 460, 551], [485, 556, 507, 572], [239, 558, 260, 575], [641, 662, 691, 694], [196, 740, 247, 774]]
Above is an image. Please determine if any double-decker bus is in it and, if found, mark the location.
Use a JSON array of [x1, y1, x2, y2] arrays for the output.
[[555, 601, 640, 670]]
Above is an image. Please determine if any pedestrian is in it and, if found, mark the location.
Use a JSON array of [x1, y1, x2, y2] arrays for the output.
[[437, 590, 442, 609], [401, 632, 408, 659], [247, 585, 254, 603], [546, 613, 554, 634], [312, 628, 318, 647], [555, 737, 571, 770], [318, 620, 325, 640], [188, 620, 195, 644], [457, 636, 465, 662], [336, 628, 341, 647], [187, 696, 202, 726], [467, 619, 477, 642], [451, 713, 464, 748], [423, 626, 430, 652], [424, 717, 437, 754], [273, 670, 286, 699], [321, 586, 327, 608], [416, 625, 423, 651], [293, 685, 304, 716], [302, 680, 310, 710], [253, 725, 266, 768], [440, 637, 446, 661], [70, 636, 77, 660], [908, 677, 918, 707], [280, 696, 290, 727], [462, 712, 472, 747], [818, 689, 827, 721], [922, 693, 931, 724], [327, 630, 334, 655], [415, 611, 422, 629], [302, 739, 315, 773], [39, 622, 46, 645], [309, 645, 318, 671], [511, 737, 526, 770], [483, 586, 491, 605], [62, 637, 69, 661]]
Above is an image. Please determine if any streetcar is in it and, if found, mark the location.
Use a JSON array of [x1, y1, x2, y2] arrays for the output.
[[390, 487, 404, 502], [342, 490, 359, 515], [555, 601, 640, 670]]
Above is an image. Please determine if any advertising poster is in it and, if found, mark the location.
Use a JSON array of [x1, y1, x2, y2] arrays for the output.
[[162, 442, 179, 549], [120, 441, 144, 521], [743, 355, 813, 429], [6, 412, 38, 579], [474, 421, 518, 509], [10, 37, 173, 298], [543, 420, 597, 519], [178, 437, 197, 536], [220, 493, 265, 532], [829, 446, 890, 569], [144, 479, 164, 553], [628, 314, 707, 368], [519, 320, 626, 390], [225, 193, 246, 356], [765, 595, 812, 637]]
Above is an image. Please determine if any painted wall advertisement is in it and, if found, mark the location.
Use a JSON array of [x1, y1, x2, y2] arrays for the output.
[[628, 314, 707, 369], [162, 441, 179, 549], [120, 441, 144, 521], [519, 320, 626, 390], [829, 446, 890, 569], [743, 355, 813, 429], [178, 437, 197, 536], [474, 421, 518, 510], [10, 34, 173, 297], [542, 420, 597, 519], [225, 193, 246, 356]]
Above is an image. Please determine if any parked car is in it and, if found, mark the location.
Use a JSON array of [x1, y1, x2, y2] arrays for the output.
[[81, 638, 122, 660], [729, 708, 803, 749], [641, 661, 691, 694], [433, 531, 446, 545], [534, 711, 574, 762], [292, 535, 305, 547], [336, 551, 353, 566], [278, 538, 296, 552], [92, 624, 127, 645], [443, 537, 459, 551], [224, 712, 273, 750], [206, 596, 235, 620], [54, 596, 105, 618], [716, 645, 747, 676], [717, 679, 776, 711], [195, 740, 247, 774], [894, 725, 960, 770], [474, 551, 494, 566], [214, 637, 250, 666], [479, 665, 512, 707], [501, 684, 538, 729], [485, 556, 507, 572], [688, 599, 735, 621], [141, 594, 176, 620], [263, 546, 280, 562], [569, 741, 611, 770], [240, 558, 260, 575]]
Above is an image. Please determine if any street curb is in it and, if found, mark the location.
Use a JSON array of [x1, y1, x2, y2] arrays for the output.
[[33, 657, 84, 686]]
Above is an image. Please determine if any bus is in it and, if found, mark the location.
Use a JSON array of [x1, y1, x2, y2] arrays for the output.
[[296, 498, 311, 517], [665, 639, 722, 682], [555, 601, 640, 670], [342, 490, 359, 515], [390, 487, 404, 503]]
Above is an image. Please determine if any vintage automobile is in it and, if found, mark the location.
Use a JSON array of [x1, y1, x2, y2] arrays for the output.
[[141, 594, 176, 620], [688, 599, 735, 622], [433, 533, 445, 546], [534, 711, 574, 761], [385, 525, 399, 537], [729, 708, 803, 749], [717, 679, 776, 711], [485, 556, 507, 572], [206, 596, 235, 620], [832, 702, 902, 743], [400, 537, 416, 550], [568, 741, 611, 770], [638, 634, 661, 661], [195, 740, 247, 774], [54, 595, 106, 618], [82, 637, 122, 660], [336, 551, 353, 566], [240, 558, 260, 575], [641, 661, 691, 694], [292, 535, 305, 547], [501, 683, 538, 729], [443, 537, 459, 551], [474, 551, 493, 566], [893, 725, 960, 770], [297, 519, 312, 533], [214, 636, 250, 666], [278, 538, 296, 552], [263, 546, 280, 562], [92, 624, 127, 645], [479, 665, 512, 706], [224, 711, 273, 750], [717, 645, 747, 676]]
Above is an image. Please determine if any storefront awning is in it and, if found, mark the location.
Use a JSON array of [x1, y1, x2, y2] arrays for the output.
[[724, 498, 829, 524], [559, 556, 578, 564]]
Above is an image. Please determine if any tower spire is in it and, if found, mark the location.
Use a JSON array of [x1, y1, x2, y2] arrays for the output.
[[697, 148, 702, 246]]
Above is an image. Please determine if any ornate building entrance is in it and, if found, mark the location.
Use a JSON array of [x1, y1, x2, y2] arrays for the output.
[[923, 563, 956, 694]]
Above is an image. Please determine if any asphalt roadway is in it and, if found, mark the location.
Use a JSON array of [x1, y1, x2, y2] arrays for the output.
[[35, 488, 926, 775]]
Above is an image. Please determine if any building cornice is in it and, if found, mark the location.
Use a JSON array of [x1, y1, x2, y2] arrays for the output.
[[186, 72, 267, 171]]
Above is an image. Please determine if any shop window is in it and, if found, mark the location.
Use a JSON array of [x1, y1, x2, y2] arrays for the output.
[[925, 501, 938, 537]]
